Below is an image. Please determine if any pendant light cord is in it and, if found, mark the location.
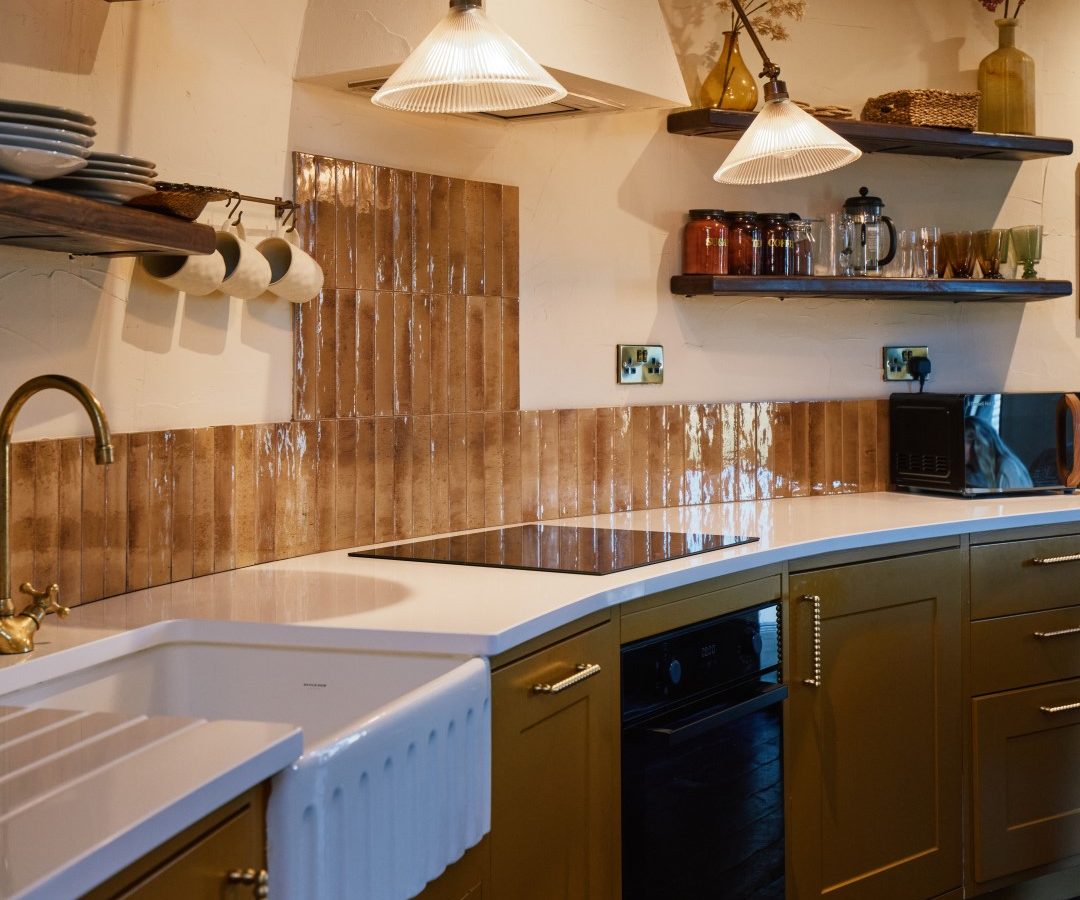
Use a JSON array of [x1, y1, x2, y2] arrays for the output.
[[729, 0, 784, 94]]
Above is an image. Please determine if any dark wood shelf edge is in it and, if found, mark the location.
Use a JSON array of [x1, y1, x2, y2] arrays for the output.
[[670, 276, 1074, 303], [667, 108, 1074, 161]]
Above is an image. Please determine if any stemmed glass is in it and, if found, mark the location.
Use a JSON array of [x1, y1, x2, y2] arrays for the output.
[[1010, 225, 1043, 279], [942, 231, 976, 279], [975, 229, 1010, 279]]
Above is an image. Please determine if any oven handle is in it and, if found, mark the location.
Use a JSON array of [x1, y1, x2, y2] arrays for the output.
[[1055, 393, 1080, 488], [634, 681, 788, 748]]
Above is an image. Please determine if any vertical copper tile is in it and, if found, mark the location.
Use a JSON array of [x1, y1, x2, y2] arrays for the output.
[[373, 291, 395, 417], [876, 399, 891, 490], [840, 402, 861, 494], [683, 405, 704, 506], [335, 418, 357, 549], [102, 433, 128, 598], [826, 400, 844, 494], [124, 434, 149, 592], [502, 411, 522, 526], [595, 408, 615, 515], [630, 406, 651, 510], [736, 403, 758, 502], [392, 169, 414, 293], [502, 184, 520, 300], [170, 430, 194, 582], [448, 178, 467, 295], [520, 410, 541, 522], [10, 443, 34, 591], [484, 182, 503, 297], [414, 173, 433, 294], [254, 425, 277, 564], [355, 163, 377, 291], [665, 405, 687, 506], [484, 295, 503, 412], [374, 417, 396, 542], [57, 438, 81, 602], [336, 290, 359, 419], [648, 406, 667, 508], [807, 402, 829, 496], [754, 402, 777, 500], [502, 298, 519, 411], [313, 156, 338, 290], [335, 159, 357, 291], [430, 176, 450, 295], [720, 404, 738, 503], [315, 289, 337, 420], [80, 437, 105, 604], [858, 399, 878, 493], [430, 294, 450, 415], [465, 295, 486, 412], [411, 294, 432, 415], [356, 418, 376, 546], [392, 417, 413, 541], [294, 420, 320, 557], [577, 408, 597, 517], [447, 295, 468, 413], [539, 410, 561, 520], [430, 415, 451, 535], [192, 427, 215, 576], [148, 431, 173, 587], [613, 407, 633, 512], [768, 402, 793, 500], [317, 419, 337, 552], [272, 424, 298, 559], [483, 412, 504, 526], [234, 425, 257, 568], [466, 413, 485, 529], [293, 152, 317, 257], [357, 290, 376, 417], [448, 414, 468, 531], [393, 291, 413, 416], [374, 165, 394, 291], [412, 416, 433, 536], [294, 289, 317, 421], [213, 426, 236, 573], [464, 181, 485, 297], [789, 401, 811, 498], [699, 403, 722, 505]]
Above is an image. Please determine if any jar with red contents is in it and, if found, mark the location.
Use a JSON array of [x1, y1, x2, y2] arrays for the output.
[[727, 212, 762, 276], [682, 210, 728, 275]]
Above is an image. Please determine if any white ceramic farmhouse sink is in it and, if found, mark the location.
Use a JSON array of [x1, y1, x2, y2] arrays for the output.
[[0, 638, 491, 900]]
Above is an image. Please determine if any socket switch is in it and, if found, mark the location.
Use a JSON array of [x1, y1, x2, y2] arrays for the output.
[[618, 345, 664, 385], [883, 346, 930, 382]]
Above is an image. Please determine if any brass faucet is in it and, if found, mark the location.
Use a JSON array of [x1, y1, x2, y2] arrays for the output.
[[0, 376, 113, 654]]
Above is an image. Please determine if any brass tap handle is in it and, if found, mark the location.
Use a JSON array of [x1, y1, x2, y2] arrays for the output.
[[18, 582, 69, 619], [226, 868, 269, 898]]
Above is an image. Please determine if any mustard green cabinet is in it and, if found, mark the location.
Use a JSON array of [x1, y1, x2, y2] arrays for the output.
[[786, 549, 963, 900], [489, 619, 620, 900]]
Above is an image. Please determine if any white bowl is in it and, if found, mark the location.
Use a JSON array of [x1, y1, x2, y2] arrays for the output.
[[0, 98, 95, 126], [80, 159, 156, 178], [0, 111, 95, 137], [0, 121, 93, 147], [0, 135, 90, 157], [0, 145, 88, 181], [73, 168, 155, 184], [44, 176, 155, 202], [89, 151, 156, 170]]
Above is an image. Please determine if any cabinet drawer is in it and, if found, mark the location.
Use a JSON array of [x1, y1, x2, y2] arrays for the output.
[[970, 535, 1080, 619], [972, 678, 1080, 883], [971, 605, 1080, 695]]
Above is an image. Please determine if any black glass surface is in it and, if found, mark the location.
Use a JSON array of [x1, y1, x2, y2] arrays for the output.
[[348, 524, 758, 575]]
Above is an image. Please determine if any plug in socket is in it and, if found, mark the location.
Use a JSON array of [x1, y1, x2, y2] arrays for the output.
[[883, 346, 930, 382]]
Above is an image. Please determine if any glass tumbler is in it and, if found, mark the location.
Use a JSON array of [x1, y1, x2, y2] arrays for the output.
[[1010, 225, 1043, 279], [919, 227, 941, 278], [896, 230, 919, 277], [942, 230, 976, 279], [975, 229, 1010, 279]]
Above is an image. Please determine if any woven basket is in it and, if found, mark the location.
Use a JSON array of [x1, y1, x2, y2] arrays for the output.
[[126, 182, 233, 220], [861, 89, 980, 131]]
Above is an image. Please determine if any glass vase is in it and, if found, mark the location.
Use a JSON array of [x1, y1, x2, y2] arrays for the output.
[[977, 18, 1035, 135], [700, 31, 758, 111]]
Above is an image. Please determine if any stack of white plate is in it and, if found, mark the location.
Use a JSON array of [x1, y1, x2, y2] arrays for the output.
[[0, 98, 95, 183], [43, 151, 158, 204]]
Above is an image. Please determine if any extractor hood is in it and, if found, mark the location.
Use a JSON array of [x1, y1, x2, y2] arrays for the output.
[[295, 0, 690, 119]]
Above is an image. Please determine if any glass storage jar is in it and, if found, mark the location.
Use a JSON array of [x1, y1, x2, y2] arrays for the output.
[[789, 218, 815, 276], [762, 214, 793, 276], [727, 212, 762, 276], [682, 210, 728, 275]]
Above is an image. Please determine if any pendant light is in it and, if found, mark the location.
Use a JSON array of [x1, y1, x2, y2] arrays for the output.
[[713, 0, 861, 185], [371, 0, 568, 115]]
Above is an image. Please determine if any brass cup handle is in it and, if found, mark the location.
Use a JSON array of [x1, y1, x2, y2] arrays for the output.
[[1030, 553, 1080, 566], [801, 594, 822, 688], [533, 663, 602, 695], [226, 867, 269, 898], [1040, 700, 1080, 715], [18, 582, 68, 619], [1034, 625, 1080, 639]]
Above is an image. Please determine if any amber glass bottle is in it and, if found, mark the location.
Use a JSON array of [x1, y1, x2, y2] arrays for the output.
[[727, 212, 762, 276], [682, 210, 728, 275]]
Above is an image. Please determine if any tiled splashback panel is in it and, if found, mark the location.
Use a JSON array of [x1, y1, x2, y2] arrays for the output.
[[14, 399, 887, 608]]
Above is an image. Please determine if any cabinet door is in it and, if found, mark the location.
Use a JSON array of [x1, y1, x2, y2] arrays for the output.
[[788, 550, 962, 900], [972, 678, 1080, 882], [490, 621, 619, 900]]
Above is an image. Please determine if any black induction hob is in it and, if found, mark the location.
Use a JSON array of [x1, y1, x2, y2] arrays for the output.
[[349, 524, 758, 575]]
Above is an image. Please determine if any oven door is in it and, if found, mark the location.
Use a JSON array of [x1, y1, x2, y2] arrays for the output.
[[621, 679, 787, 900]]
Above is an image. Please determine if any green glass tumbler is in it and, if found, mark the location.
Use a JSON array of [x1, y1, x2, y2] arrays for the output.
[[975, 229, 1010, 279], [1010, 225, 1042, 279]]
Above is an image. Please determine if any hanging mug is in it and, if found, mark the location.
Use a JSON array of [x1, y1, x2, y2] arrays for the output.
[[140, 247, 226, 296], [256, 228, 323, 304], [217, 221, 272, 300]]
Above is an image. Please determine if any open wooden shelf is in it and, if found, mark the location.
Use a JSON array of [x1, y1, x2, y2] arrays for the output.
[[0, 182, 215, 257], [667, 108, 1073, 161], [671, 275, 1073, 303]]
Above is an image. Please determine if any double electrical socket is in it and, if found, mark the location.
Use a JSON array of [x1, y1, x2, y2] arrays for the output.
[[883, 346, 929, 382], [618, 345, 664, 384]]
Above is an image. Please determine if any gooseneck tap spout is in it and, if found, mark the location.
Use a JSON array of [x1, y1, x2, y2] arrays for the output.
[[0, 375, 113, 653]]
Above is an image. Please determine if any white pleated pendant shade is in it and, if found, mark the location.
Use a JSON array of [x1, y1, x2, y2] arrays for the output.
[[714, 98, 862, 185], [371, 1, 568, 114]]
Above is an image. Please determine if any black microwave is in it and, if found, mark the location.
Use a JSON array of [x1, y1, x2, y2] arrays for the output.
[[890, 392, 1080, 496]]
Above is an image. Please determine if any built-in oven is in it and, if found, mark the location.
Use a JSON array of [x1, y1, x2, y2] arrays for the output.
[[621, 602, 785, 899]]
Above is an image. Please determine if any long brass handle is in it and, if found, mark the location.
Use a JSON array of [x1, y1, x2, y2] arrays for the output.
[[533, 663, 602, 694], [1039, 700, 1080, 715], [226, 868, 269, 898], [1034, 625, 1080, 639], [801, 594, 822, 688], [1031, 553, 1080, 566]]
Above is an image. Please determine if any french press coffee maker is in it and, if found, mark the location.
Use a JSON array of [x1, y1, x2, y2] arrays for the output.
[[838, 186, 897, 276]]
